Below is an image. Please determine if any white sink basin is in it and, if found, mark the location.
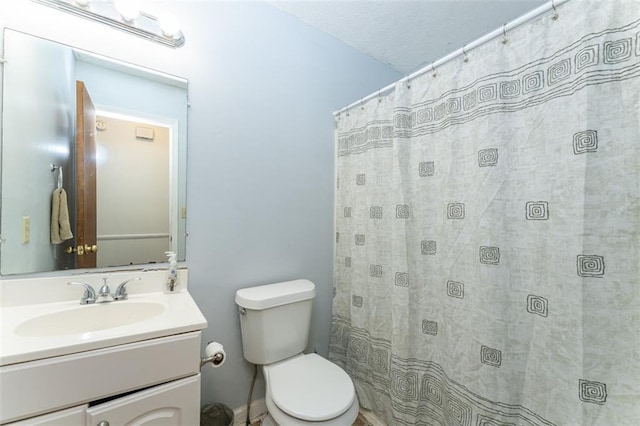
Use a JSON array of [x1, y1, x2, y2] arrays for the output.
[[1, 270, 208, 367], [14, 302, 166, 337]]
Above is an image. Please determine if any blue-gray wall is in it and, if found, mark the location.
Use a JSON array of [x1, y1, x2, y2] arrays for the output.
[[0, 0, 402, 408], [183, 2, 402, 407]]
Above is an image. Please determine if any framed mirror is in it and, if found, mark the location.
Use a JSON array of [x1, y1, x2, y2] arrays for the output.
[[0, 29, 188, 275]]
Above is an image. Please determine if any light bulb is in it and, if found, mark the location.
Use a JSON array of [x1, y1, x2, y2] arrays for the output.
[[114, 0, 140, 22], [158, 12, 181, 38]]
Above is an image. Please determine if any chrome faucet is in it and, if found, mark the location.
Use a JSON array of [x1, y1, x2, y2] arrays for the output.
[[114, 277, 142, 300], [96, 278, 114, 303], [67, 281, 97, 305], [67, 277, 141, 304]]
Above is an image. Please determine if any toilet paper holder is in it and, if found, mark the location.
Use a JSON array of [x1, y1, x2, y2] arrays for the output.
[[200, 341, 226, 369]]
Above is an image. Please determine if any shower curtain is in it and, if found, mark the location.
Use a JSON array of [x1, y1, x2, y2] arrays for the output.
[[328, 1, 639, 425]]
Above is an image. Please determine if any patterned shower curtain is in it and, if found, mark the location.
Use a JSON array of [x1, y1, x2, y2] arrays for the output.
[[328, 1, 639, 425]]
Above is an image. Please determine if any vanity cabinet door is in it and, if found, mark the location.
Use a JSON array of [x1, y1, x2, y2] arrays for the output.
[[85, 374, 200, 426], [6, 406, 86, 426], [1, 332, 201, 424]]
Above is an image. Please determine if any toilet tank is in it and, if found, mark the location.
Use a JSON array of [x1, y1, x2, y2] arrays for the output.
[[235, 280, 315, 365]]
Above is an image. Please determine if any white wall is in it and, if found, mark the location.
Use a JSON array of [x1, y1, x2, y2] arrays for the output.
[[0, 0, 402, 409], [96, 116, 170, 267]]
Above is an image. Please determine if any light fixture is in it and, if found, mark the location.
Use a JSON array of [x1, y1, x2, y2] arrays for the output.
[[157, 12, 181, 38], [31, 0, 185, 48], [113, 0, 140, 22]]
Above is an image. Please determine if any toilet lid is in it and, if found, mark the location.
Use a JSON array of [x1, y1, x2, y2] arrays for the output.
[[269, 354, 355, 421]]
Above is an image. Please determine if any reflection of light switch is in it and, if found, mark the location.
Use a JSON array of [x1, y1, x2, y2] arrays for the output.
[[22, 216, 30, 244]]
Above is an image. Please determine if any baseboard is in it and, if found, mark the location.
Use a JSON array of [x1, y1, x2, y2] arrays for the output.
[[233, 398, 268, 426], [359, 407, 386, 426]]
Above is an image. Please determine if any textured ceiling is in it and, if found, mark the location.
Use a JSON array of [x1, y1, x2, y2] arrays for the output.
[[269, 0, 547, 75]]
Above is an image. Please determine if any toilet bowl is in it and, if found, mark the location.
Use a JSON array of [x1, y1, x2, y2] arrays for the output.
[[261, 354, 359, 426], [235, 280, 359, 426]]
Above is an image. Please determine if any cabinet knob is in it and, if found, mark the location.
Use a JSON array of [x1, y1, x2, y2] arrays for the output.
[[97, 421, 110, 426]]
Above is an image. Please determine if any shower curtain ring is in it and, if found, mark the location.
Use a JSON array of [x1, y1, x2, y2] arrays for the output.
[[502, 23, 509, 44], [377, 90, 383, 103], [462, 45, 469, 63], [431, 62, 437, 77], [551, 0, 559, 20], [360, 99, 365, 110]]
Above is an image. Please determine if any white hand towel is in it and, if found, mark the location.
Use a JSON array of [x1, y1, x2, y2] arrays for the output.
[[51, 188, 73, 244]]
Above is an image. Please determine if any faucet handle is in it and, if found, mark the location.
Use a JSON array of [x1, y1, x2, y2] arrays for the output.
[[114, 277, 141, 301], [68, 281, 97, 305]]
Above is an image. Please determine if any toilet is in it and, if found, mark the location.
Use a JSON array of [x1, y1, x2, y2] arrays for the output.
[[235, 279, 359, 426]]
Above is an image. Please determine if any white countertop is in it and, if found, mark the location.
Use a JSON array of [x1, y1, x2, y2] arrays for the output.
[[0, 269, 208, 366]]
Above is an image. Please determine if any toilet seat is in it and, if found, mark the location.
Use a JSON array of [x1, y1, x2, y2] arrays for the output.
[[268, 353, 355, 422]]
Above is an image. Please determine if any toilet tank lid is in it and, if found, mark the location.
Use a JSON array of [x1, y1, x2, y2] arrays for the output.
[[235, 279, 316, 310]]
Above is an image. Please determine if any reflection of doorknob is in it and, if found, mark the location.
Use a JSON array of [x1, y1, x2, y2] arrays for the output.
[[64, 246, 75, 254], [65, 245, 97, 255], [64, 245, 86, 255]]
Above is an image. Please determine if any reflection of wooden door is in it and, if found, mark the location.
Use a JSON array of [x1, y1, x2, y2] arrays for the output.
[[76, 81, 97, 268]]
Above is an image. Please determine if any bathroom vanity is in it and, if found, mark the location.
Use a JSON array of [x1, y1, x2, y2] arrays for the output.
[[0, 269, 207, 425]]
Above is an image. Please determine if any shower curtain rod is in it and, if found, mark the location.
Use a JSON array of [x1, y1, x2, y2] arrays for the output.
[[333, 0, 570, 117]]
